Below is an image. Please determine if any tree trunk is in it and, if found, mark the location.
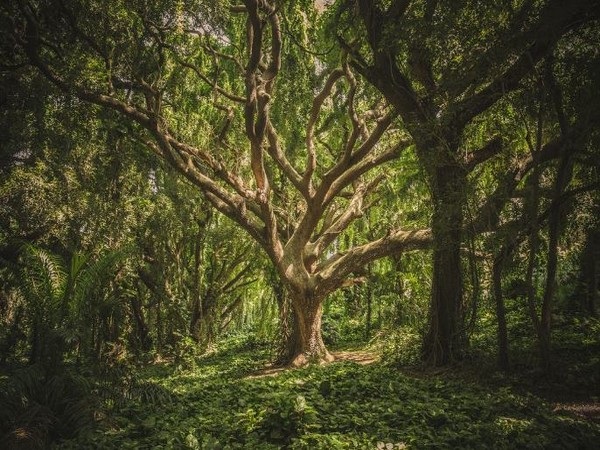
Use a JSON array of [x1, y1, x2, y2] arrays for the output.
[[287, 292, 333, 367], [539, 149, 573, 371], [130, 294, 151, 352], [190, 297, 202, 342], [539, 227, 557, 373], [0, 305, 24, 364], [423, 165, 466, 365], [190, 215, 209, 341], [273, 276, 296, 365], [190, 299, 216, 351], [493, 251, 509, 371], [29, 319, 41, 365], [365, 283, 372, 340], [589, 231, 600, 317]]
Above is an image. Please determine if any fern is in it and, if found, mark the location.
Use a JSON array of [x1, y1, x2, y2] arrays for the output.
[[14, 245, 128, 364], [22, 245, 66, 307], [0, 365, 94, 448]]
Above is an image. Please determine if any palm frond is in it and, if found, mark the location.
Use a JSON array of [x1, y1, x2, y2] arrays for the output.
[[20, 245, 67, 312], [72, 248, 127, 311]]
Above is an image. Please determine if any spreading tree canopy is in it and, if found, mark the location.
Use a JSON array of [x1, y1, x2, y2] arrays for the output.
[[2, 0, 599, 365]]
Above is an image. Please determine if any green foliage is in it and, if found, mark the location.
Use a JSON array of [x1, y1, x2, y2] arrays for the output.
[[254, 393, 319, 446], [50, 336, 600, 449], [0, 2, 599, 447], [14, 245, 125, 365], [0, 365, 94, 449], [379, 326, 423, 367]]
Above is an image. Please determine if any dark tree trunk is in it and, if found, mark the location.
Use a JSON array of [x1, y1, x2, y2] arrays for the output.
[[190, 297, 202, 342], [587, 231, 600, 317], [573, 230, 600, 317], [130, 295, 151, 352], [29, 320, 41, 365], [155, 295, 163, 354], [539, 148, 573, 370], [365, 283, 372, 340], [493, 251, 509, 371], [0, 306, 24, 364], [423, 165, 467, 365], [539, 227, 557, 373], [190, 214, 209, 341]]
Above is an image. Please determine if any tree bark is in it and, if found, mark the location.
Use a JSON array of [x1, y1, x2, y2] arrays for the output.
[[493, 250, 509, 371], [286, 291, 333, 367], [539, 149, 573, 371], [0, 305, 24, 364], [273, 275, 297, 365], [190, 297, 202, 342], [423, 165, 467, 365], [130, 295, 151, 352], [365, 283, 372, 340]]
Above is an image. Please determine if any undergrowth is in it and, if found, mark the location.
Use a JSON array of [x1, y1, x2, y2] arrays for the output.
[[49, 338, 599, 450], [2, 319, 599, 449]]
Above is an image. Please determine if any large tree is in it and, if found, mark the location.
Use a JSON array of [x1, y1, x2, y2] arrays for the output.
[[336, 0, 600, 364], [2, 0, 434, 365]]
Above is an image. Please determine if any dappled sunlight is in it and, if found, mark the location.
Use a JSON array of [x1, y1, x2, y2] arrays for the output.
[[1, 0, 600, 447], [47, 344, 599, 448]]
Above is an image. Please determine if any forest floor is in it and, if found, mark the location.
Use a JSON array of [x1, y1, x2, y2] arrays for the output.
[[247, 350, 380, 379], [50, 338, 600, 449]]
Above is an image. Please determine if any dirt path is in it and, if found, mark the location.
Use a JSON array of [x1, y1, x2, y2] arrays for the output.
[[552, 402, 600, 423], [332, 350, 380, 365], [246, 349, 379, 379]]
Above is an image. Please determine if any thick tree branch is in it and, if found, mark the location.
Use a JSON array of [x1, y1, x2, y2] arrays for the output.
[[304, 67, 345, 189], [464, 136, 503, 172], [447, 0, 600, 132], [316, 228, 432, 297]]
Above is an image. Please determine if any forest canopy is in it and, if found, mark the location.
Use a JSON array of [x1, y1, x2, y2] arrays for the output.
[[1, 0, 600, 448]]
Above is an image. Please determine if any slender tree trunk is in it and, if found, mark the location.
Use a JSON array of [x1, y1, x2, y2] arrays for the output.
[[189, 293, 203, 344], [423, 165, 467, 365], [29, 319, 41, 365], [155, 295, 163, 354], [189, 299, 202, 342], [190, 210, 210, 342], [0, 306, 24, 364], [571, 226, 600, 317], [591, 249, 599, 318], [204, 301, 217, 350], [365, 283, 372, 340], [524, 151, 543, 363], [130, 295, 151, 352], [493, 251, 509, 371], [588, 231, 600, 317], [539, 148, 573, 370], [539, 227, 557, 372]]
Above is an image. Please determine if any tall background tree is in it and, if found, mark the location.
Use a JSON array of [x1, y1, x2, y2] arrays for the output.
[[334, 0, 600, 364]]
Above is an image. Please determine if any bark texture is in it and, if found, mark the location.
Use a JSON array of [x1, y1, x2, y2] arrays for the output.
[[423, 165, 467, 365], [287, 294, 333, 366]]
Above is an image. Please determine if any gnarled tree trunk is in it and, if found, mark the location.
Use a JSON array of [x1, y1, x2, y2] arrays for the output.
[[286, 291, 333, 367], [273, 276, 297, 365]]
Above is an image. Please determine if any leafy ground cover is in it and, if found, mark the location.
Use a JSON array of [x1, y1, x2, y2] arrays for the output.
[[54, 339, 600, 450]]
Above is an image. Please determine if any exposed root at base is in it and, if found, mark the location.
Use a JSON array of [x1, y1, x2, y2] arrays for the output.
[[246, 349, 379, 378], [289, 350, 335, 368]]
